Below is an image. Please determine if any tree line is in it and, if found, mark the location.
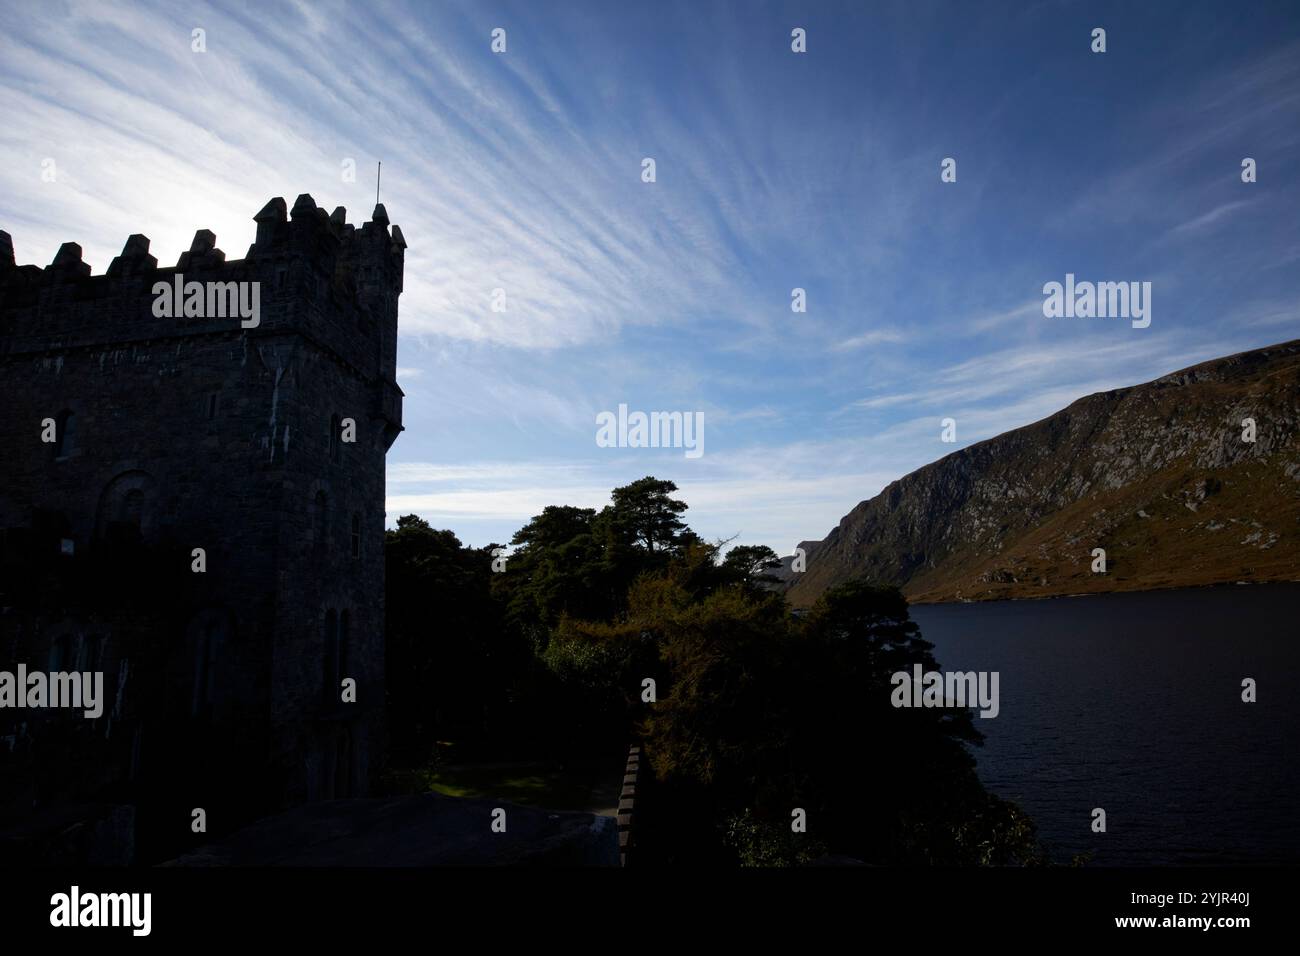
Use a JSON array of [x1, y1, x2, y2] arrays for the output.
[[385, 476, 1044, 865]]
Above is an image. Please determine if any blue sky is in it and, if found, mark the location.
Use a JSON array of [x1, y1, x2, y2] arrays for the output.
[[2, 0, 1298, 553]]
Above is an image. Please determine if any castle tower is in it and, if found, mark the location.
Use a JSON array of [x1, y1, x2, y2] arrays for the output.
[[0, 196, 404, 862]]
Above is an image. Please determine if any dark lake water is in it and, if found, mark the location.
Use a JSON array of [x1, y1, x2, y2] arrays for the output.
[[910, 584, 1300, 866]]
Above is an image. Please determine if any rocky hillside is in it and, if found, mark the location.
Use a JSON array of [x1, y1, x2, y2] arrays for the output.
[[784, 339, 1300, 606]]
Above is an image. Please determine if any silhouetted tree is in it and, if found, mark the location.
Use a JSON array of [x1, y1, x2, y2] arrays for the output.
[[385, 489, 1043, 866]]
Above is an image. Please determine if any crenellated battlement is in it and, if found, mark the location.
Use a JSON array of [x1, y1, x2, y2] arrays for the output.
[[0, 196, 404, 382]]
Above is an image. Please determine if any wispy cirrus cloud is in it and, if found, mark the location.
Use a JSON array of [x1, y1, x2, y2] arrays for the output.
[[834, 329, 907, 351], [3, 1, 1298, 553], [1165, 199, 1259, 239]]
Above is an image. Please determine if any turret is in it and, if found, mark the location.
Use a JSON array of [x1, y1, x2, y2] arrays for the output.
[[252, 197, 288, 252], [337, 203, 405, 379]]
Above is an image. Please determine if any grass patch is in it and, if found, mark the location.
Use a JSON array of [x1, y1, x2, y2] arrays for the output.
[[386, 758, 621, 814]]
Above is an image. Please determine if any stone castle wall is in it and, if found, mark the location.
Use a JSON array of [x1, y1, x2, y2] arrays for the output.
[[0, 195, 404, 862]]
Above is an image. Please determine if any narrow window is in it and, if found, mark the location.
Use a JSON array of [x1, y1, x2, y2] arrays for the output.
[[339, 610, 350, 687], [314, 491, 329, 550], [53, 410, 76, 458], [336, 728, 353, 798], [329, 414, 342, 463], [193, 631, 209, 716], [206, 392, 220, 420], [192, 620, 223, 717], [48, 634, 73, 671], [85, 635, 105, 671]]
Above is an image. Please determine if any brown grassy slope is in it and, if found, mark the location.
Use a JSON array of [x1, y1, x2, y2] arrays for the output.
[[785, 339, 1300, 606]]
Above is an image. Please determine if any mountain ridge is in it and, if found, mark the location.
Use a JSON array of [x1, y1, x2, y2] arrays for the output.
[[783, 338, 1300, 606]]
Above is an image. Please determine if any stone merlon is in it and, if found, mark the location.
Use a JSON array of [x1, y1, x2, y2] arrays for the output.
[[107, 234, 158, 277]]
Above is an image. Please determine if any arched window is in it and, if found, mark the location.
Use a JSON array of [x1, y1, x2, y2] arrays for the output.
[[121, 489, 144, 529], [95, 471, 156, 549], [107, 489, 145, 548], [323, 609, 339, 707], [53, 410, 76, 458]]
